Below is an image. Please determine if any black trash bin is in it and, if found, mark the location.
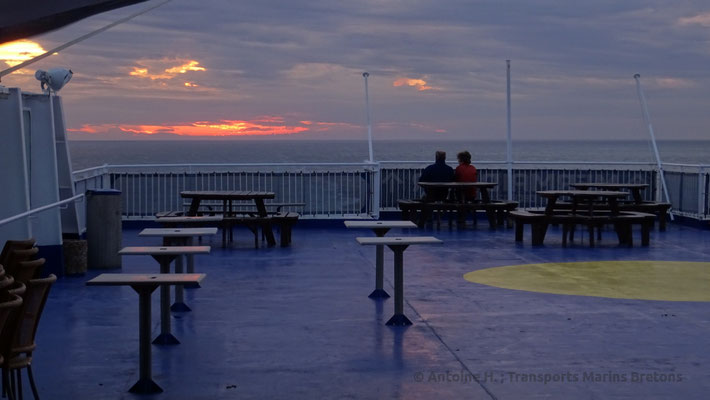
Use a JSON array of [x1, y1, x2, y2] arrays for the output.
[[86, 189, 122, 269]]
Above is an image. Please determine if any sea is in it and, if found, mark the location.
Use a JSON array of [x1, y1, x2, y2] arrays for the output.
[[68, 139, 709, 171]]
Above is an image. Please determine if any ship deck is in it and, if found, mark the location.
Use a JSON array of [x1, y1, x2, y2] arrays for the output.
[[35, 219, 710, 399]]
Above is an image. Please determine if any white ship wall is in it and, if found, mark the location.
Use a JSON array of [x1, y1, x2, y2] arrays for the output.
[[0, 87, 79, 275]]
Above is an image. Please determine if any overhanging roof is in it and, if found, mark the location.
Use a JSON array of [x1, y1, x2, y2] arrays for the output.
[[0, 0, 148, 44]]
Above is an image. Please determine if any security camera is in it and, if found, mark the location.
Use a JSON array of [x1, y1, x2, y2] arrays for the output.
[[35, 68, 73, 93]]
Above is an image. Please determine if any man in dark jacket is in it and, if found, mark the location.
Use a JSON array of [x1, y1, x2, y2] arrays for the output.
[[419, 150, 454, 201]]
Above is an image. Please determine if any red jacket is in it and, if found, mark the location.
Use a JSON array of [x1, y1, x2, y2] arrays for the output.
[[454, 164, 478, 200]]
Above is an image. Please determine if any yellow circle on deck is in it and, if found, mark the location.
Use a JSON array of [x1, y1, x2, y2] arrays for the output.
[[463, 261, 710, 302]]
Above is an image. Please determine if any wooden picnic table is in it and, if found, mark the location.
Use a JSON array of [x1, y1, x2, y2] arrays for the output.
[[356, 236, 442, 326], [568, 183, 671, 231], [412, 182, 509, 228], [418, 181, 497, 203], [537, 190, 628, 216], [119, 246, 211, 345], [344, 221, 417, 299], [181, 190, 275, 216], [511, 190, 653, 247], [181, 190, 277, 246], [86, 273, 206, 394], [570, 183, 649, 204]]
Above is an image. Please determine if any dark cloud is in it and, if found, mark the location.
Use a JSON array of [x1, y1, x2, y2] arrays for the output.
[[3, 0, 709, 140]]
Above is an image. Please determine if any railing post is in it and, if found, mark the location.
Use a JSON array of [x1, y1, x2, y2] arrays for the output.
[[700, 167, 708, 218], [370, 162, 381, 219], [102, 164, 111, 189]]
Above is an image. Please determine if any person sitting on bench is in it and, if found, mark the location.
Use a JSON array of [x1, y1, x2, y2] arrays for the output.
[[419, 150, 454, 201], [454, 150, 478, 202]]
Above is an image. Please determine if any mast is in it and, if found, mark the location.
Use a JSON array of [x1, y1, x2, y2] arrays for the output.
[[633, 74, 673, 220]]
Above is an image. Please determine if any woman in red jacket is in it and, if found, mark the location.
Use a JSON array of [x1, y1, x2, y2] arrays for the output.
[[454, 151, 477, 201]]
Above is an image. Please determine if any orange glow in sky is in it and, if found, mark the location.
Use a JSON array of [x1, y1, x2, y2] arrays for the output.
[[129, 59, 206, 80], [129, 67, 149, 77], [165, 61, 206, 74], [393, 77, 433, 91], [123, 120, 308, 136], [71, 119, 312, 137], [0, 40, 46, 67]]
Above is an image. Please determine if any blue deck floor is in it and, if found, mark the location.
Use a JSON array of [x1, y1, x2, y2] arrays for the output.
[[32, 220, 710, 399]]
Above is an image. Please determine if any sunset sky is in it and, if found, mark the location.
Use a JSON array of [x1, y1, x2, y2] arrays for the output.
[[1, 0, 709, 141]]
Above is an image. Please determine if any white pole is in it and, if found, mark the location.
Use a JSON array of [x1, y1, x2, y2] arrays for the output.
[[506, 60, 513, 201], [363, 72, 374, 163], [634, 74, 673, 220]]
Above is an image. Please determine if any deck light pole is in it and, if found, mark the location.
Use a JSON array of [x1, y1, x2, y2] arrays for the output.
[[506, 60, 513, 201], [363, 72, 374, 163], [633, 74, 673, 220]]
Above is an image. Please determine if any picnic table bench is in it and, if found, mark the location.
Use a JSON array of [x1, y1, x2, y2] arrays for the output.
[[510, 209, 655, 247], [156, 191, 300, 248], [510, 190, 656, 246], [569, 183, 671, 230], [156, 211, 298, 248], [181, 201, 305, 214], [181, 190, 279, 247], [399, 182, 517, 228]]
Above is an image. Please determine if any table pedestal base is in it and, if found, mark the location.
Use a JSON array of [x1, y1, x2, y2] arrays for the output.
[[370, 230, 390, 299], [152, 333, 180, 345], [386, 245, 411, 326], [131, 284, 164, 393], [368, 289, 390, 299], [129, 379, 162, 394], [170, 302, 191, 312], [386, 314, 412, 326], [164, 238, 197, 308], [153, 254, 181, 345], [185, 253, 200, 288]]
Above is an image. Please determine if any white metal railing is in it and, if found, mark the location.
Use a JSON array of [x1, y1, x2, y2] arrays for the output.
[[88, 162, 378, 219], [662, 164, 709, 218], [379, 161, 660, 209], [0, 194, 85, 227], [71, 161, 710, 221]]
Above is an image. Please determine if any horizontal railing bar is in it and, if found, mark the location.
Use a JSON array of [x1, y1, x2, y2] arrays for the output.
[[662, 163, 710, 168], [73, 164, 109, 175], [0, 194, 84, 227], [101, 162, 378, 169], [378, 160, 659, 166]]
